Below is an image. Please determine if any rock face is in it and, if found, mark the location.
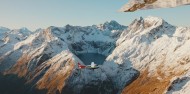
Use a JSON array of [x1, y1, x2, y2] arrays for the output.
[[107, 16, 190, 94], [0, 21, 132, 94], [0, 17, 190, 94], [0, 28, 31, 71]]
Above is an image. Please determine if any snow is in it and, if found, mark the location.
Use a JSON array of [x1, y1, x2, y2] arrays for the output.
[[167, 71, 190, 94], [107, 16, 190, 93], [1, 16, 190, 94], [0, 26, 10, 33]]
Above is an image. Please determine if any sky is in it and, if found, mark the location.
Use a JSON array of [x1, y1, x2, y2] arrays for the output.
[[0, 0, 190, 31]]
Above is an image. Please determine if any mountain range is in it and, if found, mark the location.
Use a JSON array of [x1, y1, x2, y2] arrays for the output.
[[0, 16, 190, 94]]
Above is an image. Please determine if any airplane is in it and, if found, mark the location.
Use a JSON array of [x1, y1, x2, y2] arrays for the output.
[[78, 62, 99, 69], [120, 0, 190, 12], [86, 62, 99, 69]]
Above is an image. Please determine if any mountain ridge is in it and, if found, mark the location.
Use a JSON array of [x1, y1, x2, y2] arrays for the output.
[[0, 16, 190, 94]]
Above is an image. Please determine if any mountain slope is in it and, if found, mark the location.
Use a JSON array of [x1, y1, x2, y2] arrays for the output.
[[0, 28, 31, 71], [105, 16, 190, 94], [0, 21, 131, 94], [0, 17, 190, 94]]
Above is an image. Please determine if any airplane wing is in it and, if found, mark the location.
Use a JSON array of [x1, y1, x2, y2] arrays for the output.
[[87, 65, 91, 67], [120, 0, 190, 12], [86, 66, 99, 69], [86, 64, 99, 69]]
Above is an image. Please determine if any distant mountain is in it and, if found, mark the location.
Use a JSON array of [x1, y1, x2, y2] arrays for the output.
[[0, 17, 190, 94], [0, 26, 10, 33]]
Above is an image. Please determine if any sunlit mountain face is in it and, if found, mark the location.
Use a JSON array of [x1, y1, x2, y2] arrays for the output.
[[0, 16, 190, 94]]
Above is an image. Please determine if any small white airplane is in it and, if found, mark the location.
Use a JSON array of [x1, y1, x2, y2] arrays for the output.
[[86, 62, 99, 69], [78, 62, 99, 69], [120, 0, 190, 12]]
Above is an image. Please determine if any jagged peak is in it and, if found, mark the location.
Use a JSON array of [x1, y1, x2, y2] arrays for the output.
[[44, 21, 126, 34], [47, 26, 63, 30], [64, 24, 76, 31], [128, 16, 171, 30], [45, 26, 65, 34], [33, 28, 44, 33], [104, 20, 120, 26], [144, 16, 163, 22], [11, 27, 31, 32], [0, 26, 10, 33], [20, 27, 30, 31], [143, 16, 167, 26], [104, 20, 122, 27], [7, 27, 31, 36], [97, 20, 127, 31], [118, 16, 176, 46]]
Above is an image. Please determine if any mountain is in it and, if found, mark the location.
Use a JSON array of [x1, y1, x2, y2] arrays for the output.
[[0, 26, 10, 33], [107, 16, 190, 94], [0, 28, 31, 71], [0, 17, 190, 94]]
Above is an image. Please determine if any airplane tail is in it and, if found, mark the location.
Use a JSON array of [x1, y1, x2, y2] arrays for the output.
[[78, 62, 86, 69]]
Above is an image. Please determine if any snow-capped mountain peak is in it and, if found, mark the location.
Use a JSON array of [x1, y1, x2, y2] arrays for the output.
[[0, 26, 10, 33], [117, 16, 175, 46], [1, 17, 190, 94], [10, 27, 31, 36], [129, 16, 169, 30], [97, 20, 127, 31]]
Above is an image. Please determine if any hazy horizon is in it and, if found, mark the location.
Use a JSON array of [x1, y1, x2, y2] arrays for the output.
[[0, 0, 190, 31]]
